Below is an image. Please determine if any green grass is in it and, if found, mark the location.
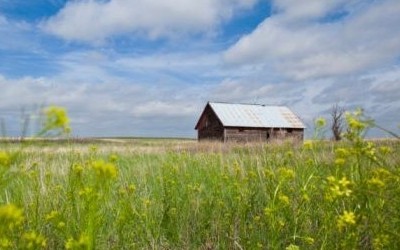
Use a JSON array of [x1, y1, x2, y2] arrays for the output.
[[1, 108, 400, 249], [0, 137, 399, 249]]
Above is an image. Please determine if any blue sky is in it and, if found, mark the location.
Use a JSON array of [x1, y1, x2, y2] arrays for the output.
[[0, 0, 399, 138]]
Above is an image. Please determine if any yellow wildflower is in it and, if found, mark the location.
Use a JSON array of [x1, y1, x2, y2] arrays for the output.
[[264, 207, 274, 217], [373, 234, 390, 250], [109, 154, 118, 162], [143, 199, 151, 207], [91, 160, 118, 179], [302, 193, 310, 202], [278, 167, 295, 180], [45, 210, 59, 221], [327, 176, 336, 182], [347, 115, 366, 131], [57, 221, 66, 229], [304, 237, 315, 245], [286, 244, 300, 250], [0, 151, 11, 168], [128, 184, 136, 193], [41, 106, 71, 135], [278, 194, 290, 206], [65, 234, 89, 249], [0, 204, 24, 230], [0, 237, 12, 248], [334, 158, 346, 166], [335, 148, 350, 158], [378, 146, 392, 155], [78, 187, 93, 197], [338, 177, 351, 187], [337, 211, 356, 231], [72, 164, 84, 175], [367, 177, 385, 189], [303, 140, 313, 150], [315, 117, 326, 128], [22, 231, 47, 249], [326, 176, 352, 199]]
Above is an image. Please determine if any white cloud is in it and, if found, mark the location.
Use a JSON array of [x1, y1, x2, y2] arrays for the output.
[[0, 15, 38, 51], [42, 0, 257, 42], [0, 70, 205, 137], [132, 101, 196, 118], [272, 0, 348, 22], [224, 0, 400, 80]]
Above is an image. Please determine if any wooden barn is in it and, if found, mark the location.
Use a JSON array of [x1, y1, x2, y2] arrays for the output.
[[195, 102, 305, 143]]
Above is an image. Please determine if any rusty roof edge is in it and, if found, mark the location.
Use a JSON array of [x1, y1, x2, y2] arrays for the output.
[[284, 105, 307, 129]]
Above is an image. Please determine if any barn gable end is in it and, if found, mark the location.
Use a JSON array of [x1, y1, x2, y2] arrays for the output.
[[195, 103, 224, 141], [195, 102, 305, 143]]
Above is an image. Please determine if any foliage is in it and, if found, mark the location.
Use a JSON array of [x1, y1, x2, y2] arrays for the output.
[[38, 106, 71, 137]]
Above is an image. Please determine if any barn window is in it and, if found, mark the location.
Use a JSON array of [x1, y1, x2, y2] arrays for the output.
[[287, 128, 293, 133], [239, 128, 245, 132]]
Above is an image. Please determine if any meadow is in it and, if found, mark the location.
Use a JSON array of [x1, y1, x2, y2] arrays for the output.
[[0, 108, 399, 249]]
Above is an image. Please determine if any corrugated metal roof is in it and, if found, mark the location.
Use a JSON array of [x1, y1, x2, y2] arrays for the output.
[[209, 102, 305, 128]]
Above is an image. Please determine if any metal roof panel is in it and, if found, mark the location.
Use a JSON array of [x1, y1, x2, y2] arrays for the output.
[[209, 102, 305, 128]]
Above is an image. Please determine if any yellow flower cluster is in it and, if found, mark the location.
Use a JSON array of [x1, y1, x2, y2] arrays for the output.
[[278, 168, 295, 180], [45, 210, 59, 221], [90, 160, 118, 179], [286, 244, 300, 250], [367, 167, 392, 189], [72, 164, 84, 176], [278, 194, 290, 206], [22, 231, 47, 249], [0, 151, 11, 168], [337, 211, 356, 231], [303, 140, 313, 150], [315, 117, 326, 128], [347, 116, 366, 131], [334, 148, 350, 166], [378, 146, 392, 155], [65, 234, 89, 249], [45, 210, 65, 229], [326, 176, 352, 200], [78, 187, 93, 197], [42, 106, 71, 135], [362, 142, 377, 161], [373, 234, 390, 250], [367, 177, 385, 189], [0, 204, 24, 230], [0, 237, 12, 248]]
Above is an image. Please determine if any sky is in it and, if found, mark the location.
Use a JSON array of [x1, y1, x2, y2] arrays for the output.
[[0, 0, 399, 138]]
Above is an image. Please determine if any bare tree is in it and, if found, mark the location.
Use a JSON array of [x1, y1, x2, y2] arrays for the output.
[[330, 104, 345, 141]]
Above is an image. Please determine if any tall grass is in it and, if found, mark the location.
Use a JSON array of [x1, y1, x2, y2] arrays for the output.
[[0, 108, 399, 249]]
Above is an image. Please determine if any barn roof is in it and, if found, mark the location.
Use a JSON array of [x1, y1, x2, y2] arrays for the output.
[[196, 102, 305, 129]]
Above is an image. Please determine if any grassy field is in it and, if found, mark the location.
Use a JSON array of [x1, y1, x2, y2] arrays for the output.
[[1, 109, 400, 249]]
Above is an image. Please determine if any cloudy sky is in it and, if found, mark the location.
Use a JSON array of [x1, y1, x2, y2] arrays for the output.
[[0, 0, 399, 138]]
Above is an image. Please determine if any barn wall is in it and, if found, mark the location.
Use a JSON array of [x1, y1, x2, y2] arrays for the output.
[[197, 106, 224, 141], [224, 127, 304, 143], [268, 128, 304, 143], [224, 128, 266, 142]]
